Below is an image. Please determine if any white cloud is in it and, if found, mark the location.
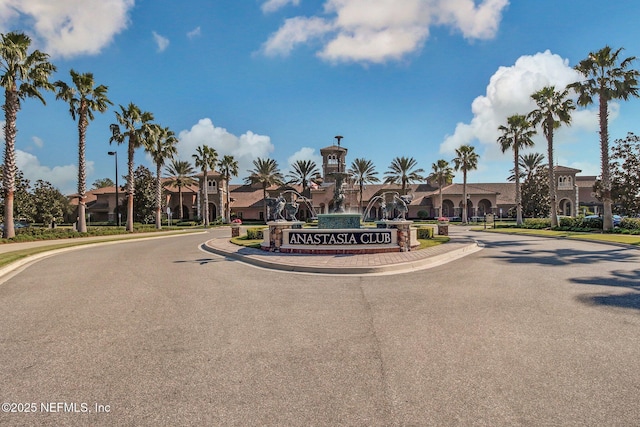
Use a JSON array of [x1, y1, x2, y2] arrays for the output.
[[187, 26, 201, 39], [16, 150, 89, 195], [440, 50, 598, 162], [152, 31, 169, 52], [262, 0, 300, 13], [176, 118, 275, 179], [262, 17, 334, 57], [286, 147, 323, 174], [0, 0, 134, 58], [261, 0, 509, 63], [32, 136, 44, 148]]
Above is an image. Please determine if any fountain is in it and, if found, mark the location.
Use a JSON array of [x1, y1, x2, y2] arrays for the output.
[[261, 136, 418, 254]]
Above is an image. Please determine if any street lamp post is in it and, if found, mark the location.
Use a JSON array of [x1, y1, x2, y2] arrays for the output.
[[108, 151, 120, 227]]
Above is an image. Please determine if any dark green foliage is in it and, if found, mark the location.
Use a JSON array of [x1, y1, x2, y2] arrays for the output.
[[33, 180, 73, 225], [417, 210, 429, 219], [132, 165, 156, 224], [417, 227, 434, 239], [620, 217, 640, 230], [610, 133, 640, 216], [246, 227, 266, 240], [523, 218, 551, 229]]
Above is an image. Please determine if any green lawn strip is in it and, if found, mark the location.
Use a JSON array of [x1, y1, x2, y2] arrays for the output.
[[0, 230, 200, 269], [480, 227, 640, 245], [231, 236, 263, 248], [568, 233, 640, 245]]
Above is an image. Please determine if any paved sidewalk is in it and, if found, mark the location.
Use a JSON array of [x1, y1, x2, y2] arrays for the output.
[[202, 234, 481, 275]]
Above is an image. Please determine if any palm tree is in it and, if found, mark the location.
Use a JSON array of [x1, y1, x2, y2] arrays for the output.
[[528, 86, 575, 227], [497, 114, 537, 225], [245, 158, 284, 222], [0, 32, 56, 238], [509, 153, 545, 182], [428, 159, 454, 218], [218, 155, 238, 223], [452, 145, 479, 223], [384, 156, 425, 195], [55, 70, 112, 233], [348, 158, 380, 213], [144, 125, 177, 229], [568, 46, 640, 231], [193, 145, 219, 227], [286, 159, 319, 195], [165, 159, 197, 220], [110, 103, 154, 231]]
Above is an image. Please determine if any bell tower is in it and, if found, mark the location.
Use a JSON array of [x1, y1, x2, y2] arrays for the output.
[[320, 135, 348, 183]]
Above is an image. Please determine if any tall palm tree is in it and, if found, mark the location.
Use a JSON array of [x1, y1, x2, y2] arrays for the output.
[[55, 70, 112, 233], [383, 156, 425, 195], [286, 159, 319, 195], [509, 153, 545, 182], [165, 159, 197, 220], [529, 86, 575, 227], [348, 158, 380, 213], [428, 159, 454, 218], [144, 125, 177, 229], [193, 145, 218, 227], [0, 32, 56, 238], [218, 155, 238, 223], [110, 103, 154, 232], [452, 145, 479, 223], [245, 157, 284, 222], [497, 114, 537, 225], [568, 46, 640, 231]]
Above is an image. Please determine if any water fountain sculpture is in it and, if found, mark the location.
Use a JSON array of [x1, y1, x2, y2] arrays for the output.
[[262, 136, 418, 253]]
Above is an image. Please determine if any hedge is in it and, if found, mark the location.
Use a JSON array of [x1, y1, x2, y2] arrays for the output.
[[416, 227, 434, 239], [246, 227, 266, 240]]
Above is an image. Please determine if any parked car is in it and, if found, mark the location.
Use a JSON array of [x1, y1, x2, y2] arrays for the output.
[[584, 214, 622, 226]]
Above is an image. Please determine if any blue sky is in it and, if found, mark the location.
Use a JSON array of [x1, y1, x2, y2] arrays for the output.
[[2, 0, 640, 194]]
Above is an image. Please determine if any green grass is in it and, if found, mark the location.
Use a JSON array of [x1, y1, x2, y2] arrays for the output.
[[230, 235, 263, 248], [0, 230, 201, 269], [417, 236, 449, 249], [482, 227, 640, 246]]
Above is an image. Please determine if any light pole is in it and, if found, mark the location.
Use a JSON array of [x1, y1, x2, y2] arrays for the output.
[[108, 151, 120, 227]]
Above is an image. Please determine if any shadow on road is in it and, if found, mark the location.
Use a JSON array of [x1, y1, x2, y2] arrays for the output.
[[573, 269, 640, 311], [487, 247, 637, 266]]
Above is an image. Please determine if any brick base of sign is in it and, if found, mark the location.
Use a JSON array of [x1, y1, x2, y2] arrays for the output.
[[261, 220, 418, 254]]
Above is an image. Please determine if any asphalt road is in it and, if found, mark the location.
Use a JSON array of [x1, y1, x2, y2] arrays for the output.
[[0, 228, 638, 426]]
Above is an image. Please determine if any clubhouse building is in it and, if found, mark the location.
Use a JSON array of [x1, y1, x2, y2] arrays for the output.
[[78, 142, 600, 224]]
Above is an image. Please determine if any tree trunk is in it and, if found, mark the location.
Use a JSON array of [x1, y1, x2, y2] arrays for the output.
[[203, 171, 210, 227], [126, 138, 135, 232], [77, 107, 88, 233], [155, 163, 162, 229], [514, 144, 523, 225], [547, 115, 558, 227], [226, 177, 231, 223], [3, 89, 18, 239], [462, 170, 468, 223], [599, 91, 613, 231]]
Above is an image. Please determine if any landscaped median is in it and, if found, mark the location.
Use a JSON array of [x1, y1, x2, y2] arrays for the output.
[[478, 227, 640, 246], [230, 225, 450, 251]]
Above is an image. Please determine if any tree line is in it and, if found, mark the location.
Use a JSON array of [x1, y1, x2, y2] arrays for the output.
[[2, 29, 638, 237]]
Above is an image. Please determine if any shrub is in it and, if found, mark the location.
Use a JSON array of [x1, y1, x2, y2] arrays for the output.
[[417, 210, 430, 220], [416, 227, 434, 239], [620, 217, 640, 230], [523, 218, 550, 229], [246, 227, 266, 240]]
